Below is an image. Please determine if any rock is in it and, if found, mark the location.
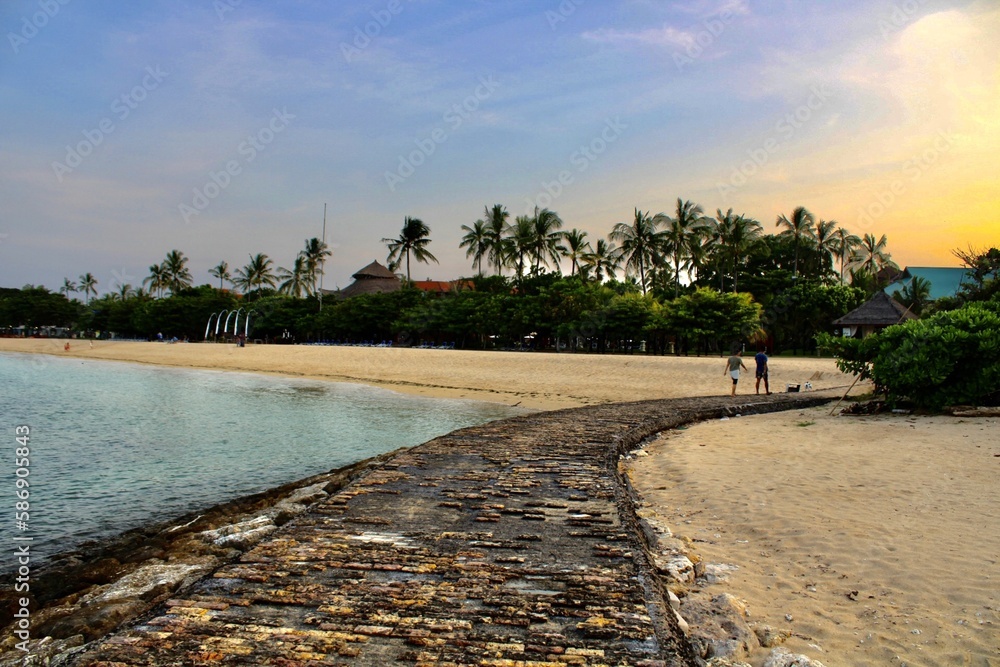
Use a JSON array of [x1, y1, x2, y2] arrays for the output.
[[33, 598, 148, 642], [681, 593, 758, 660], [199, 515, 279, 547], [705, 658, 753, 667], [658, 536, 689, 554], [656, 555, 695, 583], [702, 563, 739, 584], [269, 482, 330, 523], [213, 523, 277, 549], [199, 515, 273, 542], [753, 624, 791, 647], [79, 559, 213, 604], [763, 646, 828, 667], [638, 517, 661, 547], [0, 634, 86, 667], [282, 481, 329, 505], [673, 609, 689, 634], [667, 590, 681, 611]]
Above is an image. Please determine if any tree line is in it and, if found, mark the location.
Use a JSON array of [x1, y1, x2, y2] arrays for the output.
[[5, 199, 980, 355]]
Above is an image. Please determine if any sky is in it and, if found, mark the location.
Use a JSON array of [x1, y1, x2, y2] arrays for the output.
[[1, 0, 998, 295]]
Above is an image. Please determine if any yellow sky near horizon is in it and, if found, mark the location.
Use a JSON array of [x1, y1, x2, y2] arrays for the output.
[[641, 6, 1000, 269], [813, 8, 999, 266]]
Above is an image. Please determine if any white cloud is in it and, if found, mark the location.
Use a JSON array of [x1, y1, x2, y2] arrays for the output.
[[582, 24, 699, 48]]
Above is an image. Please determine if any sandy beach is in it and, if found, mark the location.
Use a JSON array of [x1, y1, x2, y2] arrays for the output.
[[5, 338, 996, 665], [0, 338, 849, 411], [627, 405, 1000, 666]]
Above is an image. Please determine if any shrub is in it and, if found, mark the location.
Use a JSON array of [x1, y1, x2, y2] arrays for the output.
[[818, 300, 1000, 409]]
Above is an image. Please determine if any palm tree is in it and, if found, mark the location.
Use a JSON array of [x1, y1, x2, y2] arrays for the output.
[[715, 211, 763, 293], [301, 237, 331, 294], [382, 216, 439, 282], [162, 249, 193, 294], [812, 219, 840, 280], [143, 264, 168, 298], [209, 261, 231, 290], [832, 227, 862, 284], [608, 208, 665, 294], [582, 239, 620, 282], [851, 233, 899, 282], [78, 273, 98, 304], [509, 215, 536, 279], [479, 204, 510, 276], [706, 209, 736, 291], [662, 198, 709, 298], [560, 229, 592, 277], [234, 253, 277, 297], [894, 275, 931, 315], [775, 206, 815, 278], [114, 283, 135, 301], [459, 219, 490, 275], [529, 207, 564, 273], [59, 278, 77, 297], [277, 255, 312, 297]]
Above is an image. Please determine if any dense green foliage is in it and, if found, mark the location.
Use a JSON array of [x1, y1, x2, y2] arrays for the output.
[[83, 286, 239, 339], [818, 300, 1000, 409], [3, 271, 867, 356], [0, 287, 80, 329]]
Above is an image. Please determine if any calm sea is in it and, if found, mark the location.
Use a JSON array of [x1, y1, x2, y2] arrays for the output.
[[1, 352, 525, 569]]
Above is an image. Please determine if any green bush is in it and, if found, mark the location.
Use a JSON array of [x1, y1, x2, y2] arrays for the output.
[[818, 300, 1000, 409]]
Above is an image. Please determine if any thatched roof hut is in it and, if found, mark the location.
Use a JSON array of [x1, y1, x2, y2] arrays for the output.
[[832, 291, 916, 338], [332, 261, 401, 299]]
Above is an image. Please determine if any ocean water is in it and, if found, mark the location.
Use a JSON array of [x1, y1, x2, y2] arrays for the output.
[[1, 352, 525, 569]]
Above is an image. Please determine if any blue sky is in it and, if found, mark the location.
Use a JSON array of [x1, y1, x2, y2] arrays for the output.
[[1, 0, 997, 295]]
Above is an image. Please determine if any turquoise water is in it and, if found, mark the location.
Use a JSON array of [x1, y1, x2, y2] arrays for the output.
[[1, 352, 524, 568]]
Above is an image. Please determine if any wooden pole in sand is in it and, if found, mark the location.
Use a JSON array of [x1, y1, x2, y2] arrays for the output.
[[830, 374, 862, 415]]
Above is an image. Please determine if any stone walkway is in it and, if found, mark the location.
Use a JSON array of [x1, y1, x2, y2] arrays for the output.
[[73, 393, 832, 666]]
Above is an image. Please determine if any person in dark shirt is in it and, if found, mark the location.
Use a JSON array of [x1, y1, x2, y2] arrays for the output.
[[755, 347, 771, 395]]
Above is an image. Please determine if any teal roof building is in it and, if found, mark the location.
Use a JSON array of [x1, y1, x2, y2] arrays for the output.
[[884, 267, 971, 301]]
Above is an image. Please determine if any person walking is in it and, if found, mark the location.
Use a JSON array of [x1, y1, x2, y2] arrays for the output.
[[755, 347, 771, 395], [725, 349, 748, 396]]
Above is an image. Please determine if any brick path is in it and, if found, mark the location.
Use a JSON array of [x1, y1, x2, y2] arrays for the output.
[[74, 394, 831, 666]]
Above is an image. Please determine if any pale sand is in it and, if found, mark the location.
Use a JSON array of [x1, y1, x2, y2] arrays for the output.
[[0, 338, 851, 410], [627, 405, 1000, 666]]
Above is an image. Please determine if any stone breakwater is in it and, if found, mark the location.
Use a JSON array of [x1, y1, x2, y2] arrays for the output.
[[4, 393, 834, 666]]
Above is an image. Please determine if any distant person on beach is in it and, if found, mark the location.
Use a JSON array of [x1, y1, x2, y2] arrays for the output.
[[755, 347, 771, 395], [724, 349, 748, 396]]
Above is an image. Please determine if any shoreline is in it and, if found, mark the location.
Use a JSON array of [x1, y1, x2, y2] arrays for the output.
[[0, 338, 854, 411]]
